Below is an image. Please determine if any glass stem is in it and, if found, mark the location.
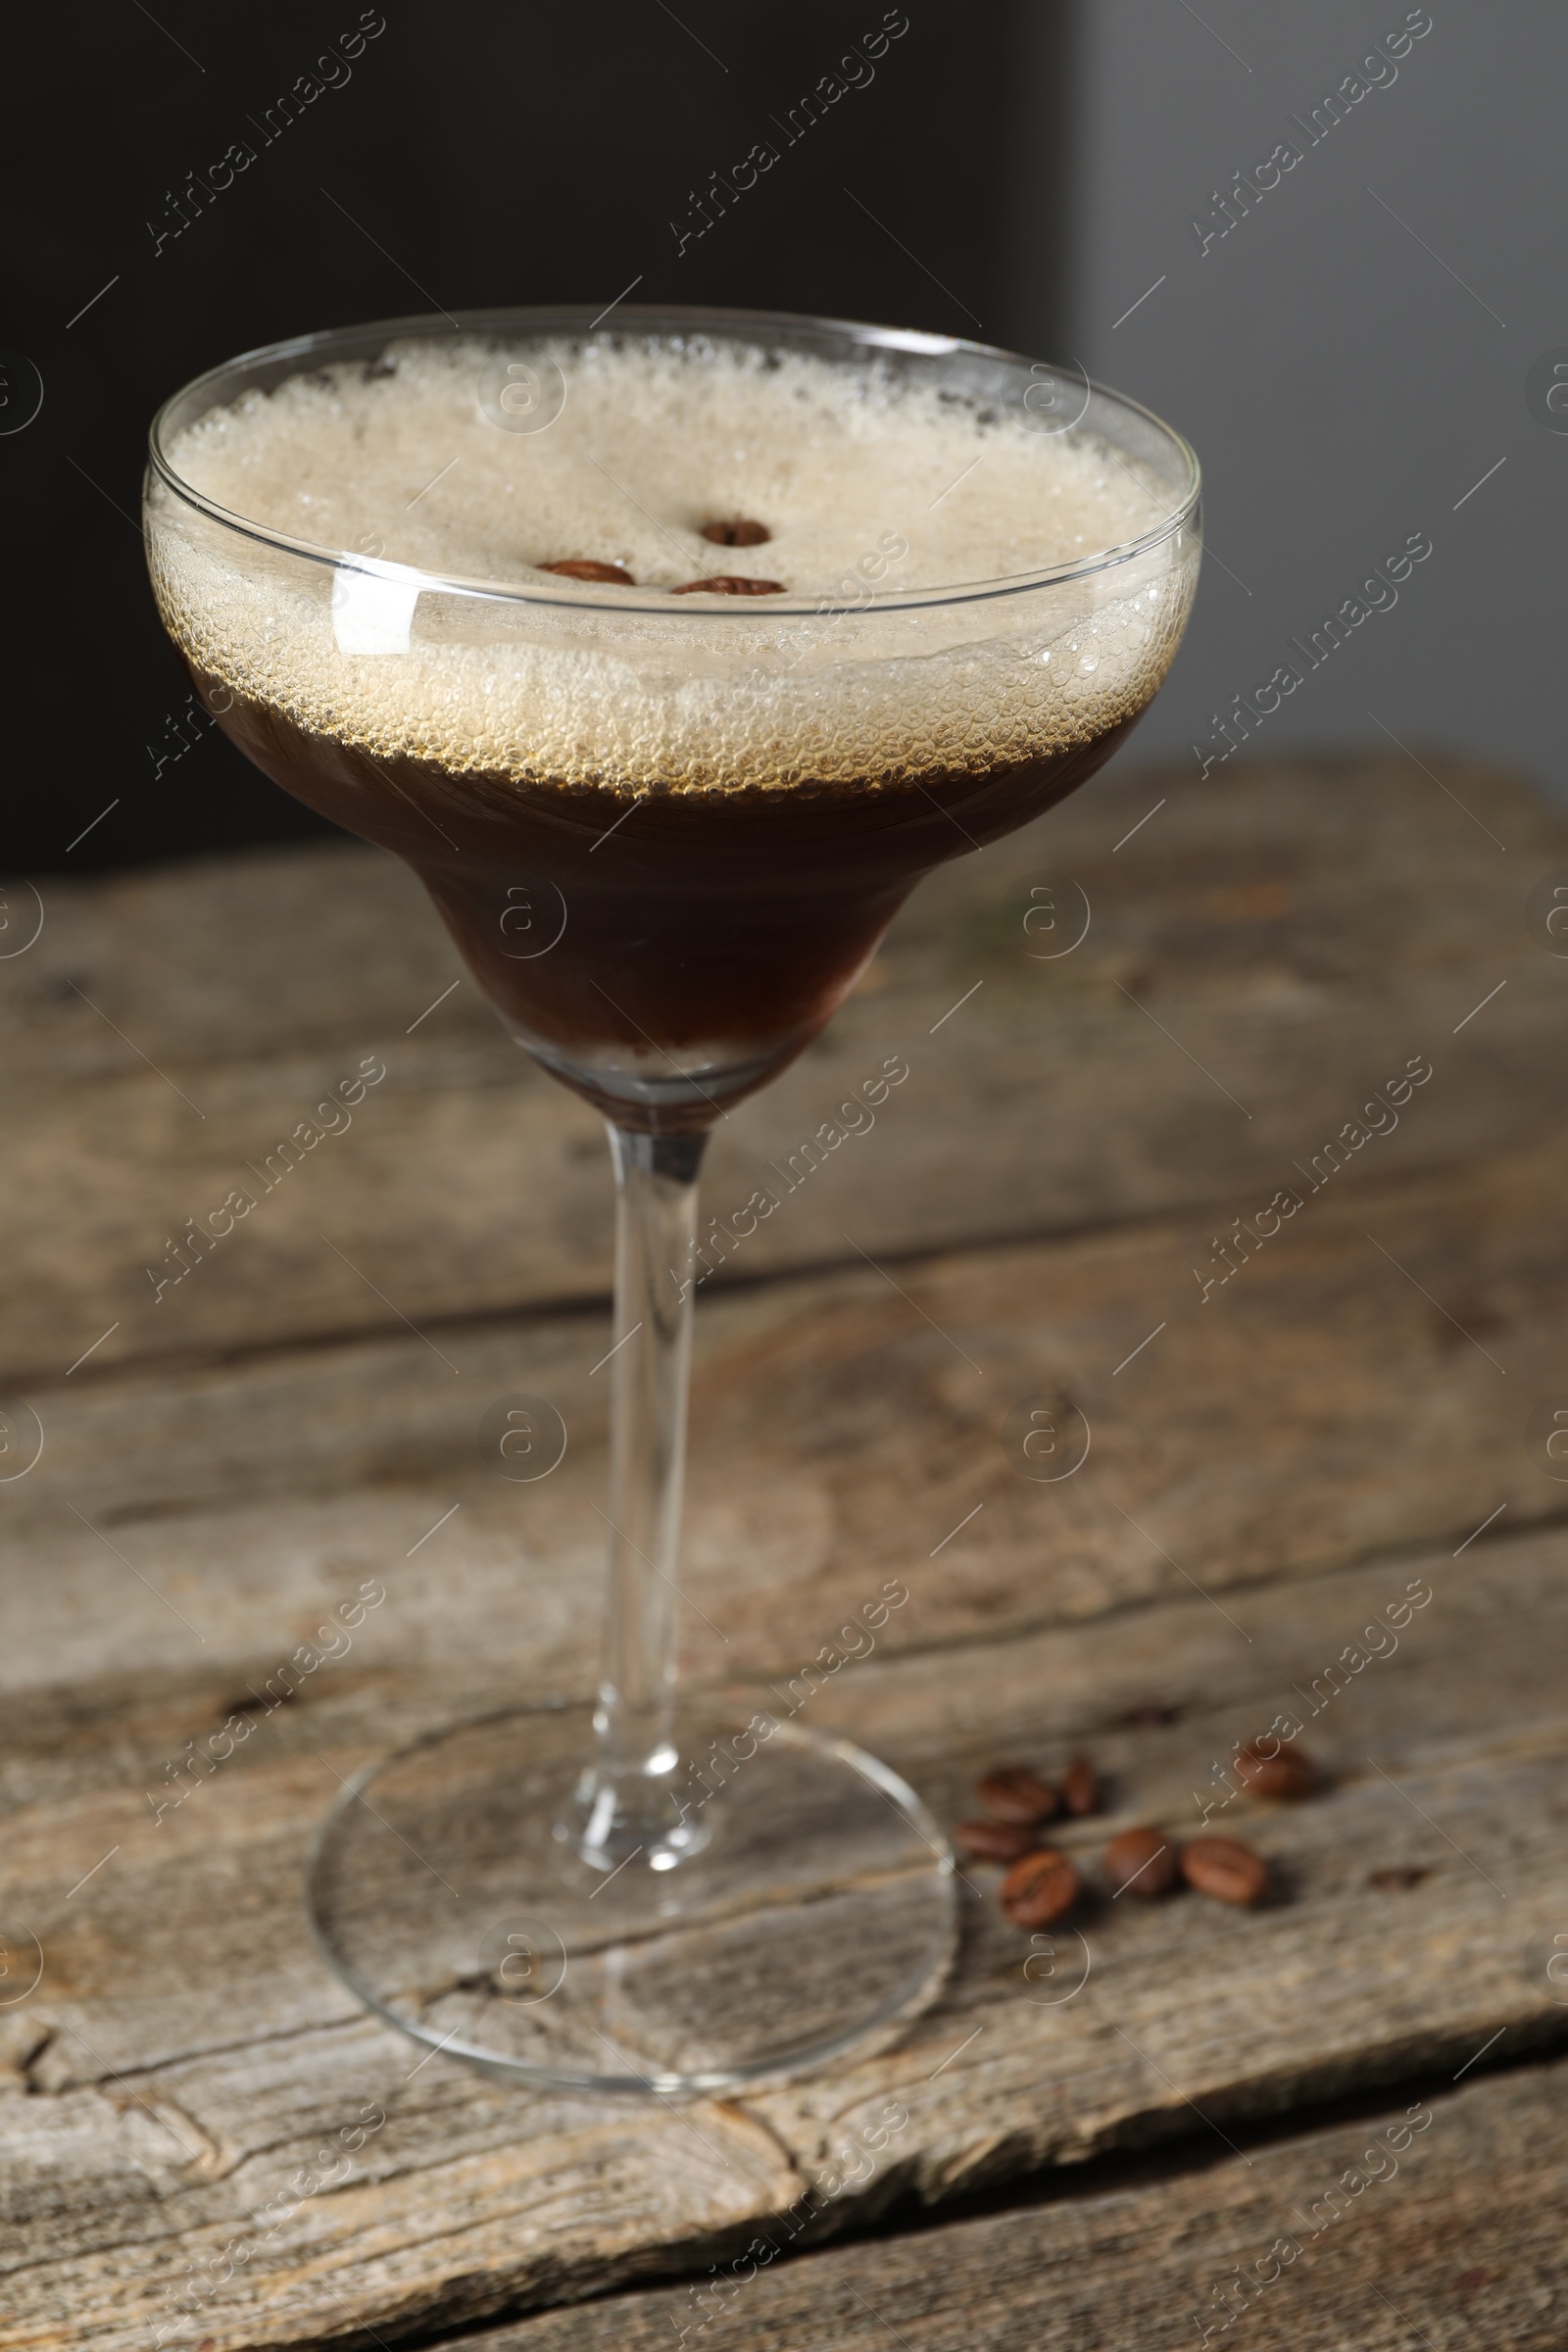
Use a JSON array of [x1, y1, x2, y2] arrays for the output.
[[571, 1124, 708, 1867]]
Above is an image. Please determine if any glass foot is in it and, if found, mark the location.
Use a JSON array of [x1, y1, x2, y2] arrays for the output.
[[306, 1706, 957, 2095]]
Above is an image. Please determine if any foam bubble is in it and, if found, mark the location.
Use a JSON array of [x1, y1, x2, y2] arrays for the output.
[[149, 334, 1198, 796]]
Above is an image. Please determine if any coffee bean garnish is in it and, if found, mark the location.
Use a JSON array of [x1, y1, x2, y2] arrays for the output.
[[1368, 1865, 1430, 1890], [701, 517, 771, 546], [1180, 1836, 1270, 1906], [1103, 1825, 1177, 1898], [1001, 1848, 1081, 1929], [539, 559, 636, 585], [670, 574, 785, 596], [976, 1765, 1058, 1825], [954, 1819, 1040, 1863], [1060, 1754, 1102, 1817], [1234, 1741, 1318, 1801]]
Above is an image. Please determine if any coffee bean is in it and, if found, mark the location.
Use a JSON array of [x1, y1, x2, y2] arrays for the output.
[[954, 1819, 1039, 1863], [1103, 1825, 1176, 1897], [1001, 1848, 1081, 1929], [1115, 1701, 1183, 1728], [1368, 1865, 1430, 1890], [976, 1765, 1059, 1824], [701, 517, 771, 546], [1060, 1753, 1102, 1816], [670, 574, 785, 595], [1234, 1741, 1318, 1800], [539, 559, 636, 585], [1180, 1836, 1270, 1906]]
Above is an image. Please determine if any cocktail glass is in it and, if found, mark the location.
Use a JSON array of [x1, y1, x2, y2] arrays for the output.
[[145, 308, 1200, 2093]]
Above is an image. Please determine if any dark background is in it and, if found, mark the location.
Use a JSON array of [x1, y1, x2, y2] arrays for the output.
[[4, 1, 1068, 874]]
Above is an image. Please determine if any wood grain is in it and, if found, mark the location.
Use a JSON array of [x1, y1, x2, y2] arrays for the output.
[[3, 1131, 1565, 1708], [2, 752, 1564, 2348], [467, 2057, 1568, 2352], [2, 1511, 1564, 2346], [4, 751, 1561, 1385]]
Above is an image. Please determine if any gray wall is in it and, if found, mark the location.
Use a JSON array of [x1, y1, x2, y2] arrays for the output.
[[1010, 1, 1563, 799]]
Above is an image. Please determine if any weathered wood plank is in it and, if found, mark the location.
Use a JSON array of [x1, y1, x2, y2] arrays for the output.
[[5, 752, 1563, 1382], [2, 1513, 1565, 2347], [3, 752, 1563, 2348], [1, 2034, 797, 2350], [469, 2056, 1568, 2352], [741, 1523, 1568, 2204], [3, 1131, 1565, 1711]]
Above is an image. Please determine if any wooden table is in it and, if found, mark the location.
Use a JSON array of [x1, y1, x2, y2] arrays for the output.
[[4, 748, 1566, 2349]]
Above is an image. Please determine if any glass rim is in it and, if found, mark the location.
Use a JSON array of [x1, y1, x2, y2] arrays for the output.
[[146, 302, 1201, 618]]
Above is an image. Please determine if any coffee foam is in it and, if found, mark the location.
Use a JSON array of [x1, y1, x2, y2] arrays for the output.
[[150, 334, 1199, 795]]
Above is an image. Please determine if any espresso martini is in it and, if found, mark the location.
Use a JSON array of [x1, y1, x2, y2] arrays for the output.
[[144, 313, 1200, 2097], [149, 328, 1193, 1127]]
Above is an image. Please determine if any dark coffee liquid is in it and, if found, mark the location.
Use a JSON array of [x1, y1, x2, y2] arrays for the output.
[[198, 672, 1141, 1130]]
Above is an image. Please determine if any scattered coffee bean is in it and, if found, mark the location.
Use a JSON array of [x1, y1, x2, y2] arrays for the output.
[[977, 1764, 1059, 1824], [539, 559, 636, 585], [1368, 1865, 1430, 1890], [1103, 1825, 1177, 1897], [955, 1819, 1039, 1863], [1234, 1741, 1318, 1800], [1060, 1753, 1102, 1816], [1180, 1836, 1270, 1906], [701, 517, 770, 545], [670, 574, 785, 595], [1001, 1848, 1081, 1929]]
